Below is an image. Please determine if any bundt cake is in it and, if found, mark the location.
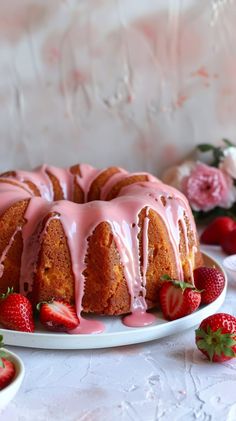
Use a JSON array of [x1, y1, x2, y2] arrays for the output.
[[0, 164, 202, 329]]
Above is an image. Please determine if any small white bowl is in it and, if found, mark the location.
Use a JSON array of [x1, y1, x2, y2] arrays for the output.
[[0, 348, 25, 412]]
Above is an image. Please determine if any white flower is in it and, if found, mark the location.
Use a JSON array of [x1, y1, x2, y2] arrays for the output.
[[162, 161, 196, 191], [219, 147, 236, 179]]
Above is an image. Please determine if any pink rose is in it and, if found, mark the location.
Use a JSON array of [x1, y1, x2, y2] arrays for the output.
[[182, 162, 236, 212]]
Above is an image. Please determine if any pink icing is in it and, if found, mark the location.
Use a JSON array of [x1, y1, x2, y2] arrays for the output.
[[74, 164, 100, 201], [46, 165, 74, 200], [8, 166, 54, 201], [0, 164, 198, 332], [123, 310, 156, 327], [68, 317, 105, 334]]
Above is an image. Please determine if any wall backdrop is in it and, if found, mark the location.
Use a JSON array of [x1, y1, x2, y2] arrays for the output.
[[0, 0, 235, 174]]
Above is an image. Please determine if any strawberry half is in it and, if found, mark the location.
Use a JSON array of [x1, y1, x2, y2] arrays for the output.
[[159, 279, 201, 321], [194, 266, 225, 304], [37, 300, 79, 332], [200, 217, 236, 245], [196, 313, 236, 362], [0, 335, 16, 390], [0, 288, 34, 332]]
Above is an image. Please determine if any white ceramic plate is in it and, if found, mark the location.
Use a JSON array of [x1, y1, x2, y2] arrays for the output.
[[0, 348, 25, 412], [0, 252, 227, 350]]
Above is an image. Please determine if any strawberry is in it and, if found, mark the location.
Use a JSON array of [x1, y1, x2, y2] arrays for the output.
[[0, 335, 16, 390], [194, 266, 225, 304], [221, 228, 236, 255], [0, 358, 16, 390], [0, 288, 34, 332], [196, 313, 236, 362], [200, 216, 236, 245], [37, 300, 79, 332], [159, 279, 201, 321]]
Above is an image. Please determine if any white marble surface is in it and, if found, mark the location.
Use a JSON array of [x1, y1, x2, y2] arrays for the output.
[[1, 245, 236, 421]]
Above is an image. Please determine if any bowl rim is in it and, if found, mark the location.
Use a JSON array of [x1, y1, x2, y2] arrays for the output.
[[0, 347, 25, 393]]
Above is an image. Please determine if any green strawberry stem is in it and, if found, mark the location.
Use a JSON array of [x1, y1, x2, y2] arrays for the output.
[[0, 335, 7, 368], [160, 275, 202, 293], [36, 298, 55, 312], [1, 287, 14, 300], [196, 326, 236, 362]]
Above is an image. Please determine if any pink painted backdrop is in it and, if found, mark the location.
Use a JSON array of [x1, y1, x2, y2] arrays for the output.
[[0, 0, 235, 174]]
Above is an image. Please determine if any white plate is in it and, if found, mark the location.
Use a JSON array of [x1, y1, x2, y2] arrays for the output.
[[0, 252, 227, 350], [0, 348, 25, 412]]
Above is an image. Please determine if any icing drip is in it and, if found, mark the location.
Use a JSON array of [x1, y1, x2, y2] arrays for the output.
[[0, 164, 200, 333], [74, 164, 100, 202], [68, 317, 105, 334], [46, 166, 74, 200], [9, 166, 54, 201], [142, 207, 150, 294], [20, 199, 56, 295], [122, 206, 155, 328], [123, 310, 156, 327]]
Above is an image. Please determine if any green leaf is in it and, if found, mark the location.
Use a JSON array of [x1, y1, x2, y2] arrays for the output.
[[222, 139, 235, 147], [215, 345, 222, 357], [208, 347, 215, 362], [196, 339, 206, 350], [212, 147, 224, 167], [223, 348, 236, 358], [36, 300, 53, 312], [172, 280, 197, 293], [195, 328, 208, 339], [1, 287, 14, 300], [223, 338, 236, 347], [207, 325, 212, 335], [0, 358, 5, 368], [197, 144, 215, 152], [160, 274, 171, 281]]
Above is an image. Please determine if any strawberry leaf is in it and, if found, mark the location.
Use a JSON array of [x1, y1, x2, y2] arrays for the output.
[[160, 274, 172, 281], [196, 325, 236, 361], [222, 139, 234, 147], [36, 299, 54, 312], [172, 280, 198, 293], [208, 347, 214, 362], [223, 347, 236, 357], [215, 345, 222, 357], [0, 335, 6, 368], [195, 328, 208, 339], [197, 144, 215, 152], [1, 287, 14, 300], [196, 339, 206, 349]]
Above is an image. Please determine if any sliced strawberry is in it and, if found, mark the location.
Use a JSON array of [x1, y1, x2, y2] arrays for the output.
[[194, 267, 225, 304], [196, 313, 236, 362], [37, 300, 79, 332], [200, 217, 236, 245], [159, 280, 201, 321], [0, 358, 16, 390], [221, 228, 236, 255], [0, 288, 34, 332]]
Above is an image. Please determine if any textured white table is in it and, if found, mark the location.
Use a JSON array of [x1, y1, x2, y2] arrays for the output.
[[1, 246, 236, 421]]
